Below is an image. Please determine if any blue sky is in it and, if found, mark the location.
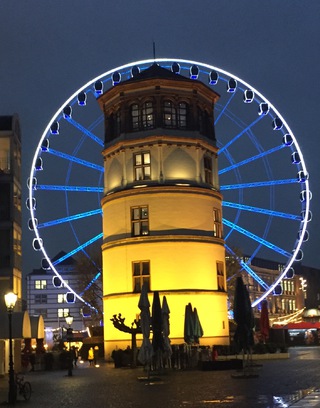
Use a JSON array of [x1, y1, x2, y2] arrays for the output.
[[1, 1, 319, 274]]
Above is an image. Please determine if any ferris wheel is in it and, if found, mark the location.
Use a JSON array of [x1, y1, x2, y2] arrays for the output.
[[28, 58, 311, 309]]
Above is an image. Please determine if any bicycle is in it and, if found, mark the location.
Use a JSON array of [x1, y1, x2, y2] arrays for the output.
[[15, 373, 32, 401]]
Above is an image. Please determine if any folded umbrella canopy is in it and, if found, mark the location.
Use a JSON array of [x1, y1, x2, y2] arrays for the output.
[[233, 276, 255, 353], [137, 283, 153, 366], [260, 299, 270, 343], [152, 291, 164, 353], [161, 296, 172, 359], [193, 307, 204, 344], [184, 303, 194, 345]]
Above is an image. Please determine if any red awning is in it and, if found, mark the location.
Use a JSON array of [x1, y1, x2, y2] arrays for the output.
[[285, 321, 320, 330]]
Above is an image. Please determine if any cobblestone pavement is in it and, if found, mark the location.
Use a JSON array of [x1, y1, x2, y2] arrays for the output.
[[1, 347, 320, 407]]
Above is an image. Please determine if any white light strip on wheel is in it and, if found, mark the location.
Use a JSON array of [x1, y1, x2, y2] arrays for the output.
[[28, 58, 310, 307]]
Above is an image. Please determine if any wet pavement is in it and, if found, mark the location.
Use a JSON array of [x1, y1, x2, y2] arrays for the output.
[[1, 347, 320, 407]]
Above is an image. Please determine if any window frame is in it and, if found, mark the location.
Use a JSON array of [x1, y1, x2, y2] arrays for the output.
[[131, 100, 154, 131], [34, 279, 47, 290], [216, 261, 225, 291], [213, 208, 222, 238], [58, 308, 70, 318], [131, 205, 149, 236], [132, 260, 150, 293], [134, 151, 151, 181], [34, 294, 47, 304], [204, 156, 213, 185]]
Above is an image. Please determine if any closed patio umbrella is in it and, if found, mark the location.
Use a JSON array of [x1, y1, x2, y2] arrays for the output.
[[184, 303, 194, 345], [232, 276, 258, 378], [260, 300, 270, 343], [161, 296, 172, 366], [193, 307, 204, 344], [137, 283, 153, 368], [151, 291, 164, 369], [233, 276, 254, 353]]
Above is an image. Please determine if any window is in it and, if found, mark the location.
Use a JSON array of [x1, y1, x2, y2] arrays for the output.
[[164, 100, 177, 127], [35, 294, 47, 304], [57, 294, 65, 303], [134, 152, 151, 180], [35, 280, 46, 290], [178, 102, 187, 128], [133, 261, 150, 293], [163, 100, 188, 129], [204, 156, 213, 184], [58, 308, 70, 318], [217, 261, 225, 291], [199, 109, 211, 135], [131, 206, 149, 236], [131, 104, 140, 130], [131, 101, 154, 131], [142, 101, 154, 128], [213, 208, 222, 238], [108, 110, 121, 138]]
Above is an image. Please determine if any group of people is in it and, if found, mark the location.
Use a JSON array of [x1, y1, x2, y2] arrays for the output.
[[69, 345, 99, 367]]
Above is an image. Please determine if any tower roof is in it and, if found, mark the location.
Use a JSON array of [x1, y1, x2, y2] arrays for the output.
[[124, 63, 192, 84]]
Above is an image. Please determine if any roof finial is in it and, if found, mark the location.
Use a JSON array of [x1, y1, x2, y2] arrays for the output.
[[153, 41, 156, 61]]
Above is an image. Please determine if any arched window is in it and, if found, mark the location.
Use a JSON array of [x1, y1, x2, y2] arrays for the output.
[[199, 108, 211, 135], [163, 100, 177, 127], [131, 104, 140, 130], [142, 101, 154, 129], [108, 109, 121, 139], [131, 101, 154, 131], [178, 102, 187, 128], [115, 110, 121, 136]]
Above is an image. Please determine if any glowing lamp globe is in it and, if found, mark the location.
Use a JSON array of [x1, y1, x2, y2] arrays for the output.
[[4, 292, 17, 311]]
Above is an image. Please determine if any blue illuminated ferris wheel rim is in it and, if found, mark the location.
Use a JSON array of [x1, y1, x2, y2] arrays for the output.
[[28, 58, 311, 309]]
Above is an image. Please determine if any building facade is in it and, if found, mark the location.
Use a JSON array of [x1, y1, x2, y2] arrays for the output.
[[26, 252, 88, 347], [0, 114, 22, 312], [99, 64, 229, 358], [238, 257, 305, 319]]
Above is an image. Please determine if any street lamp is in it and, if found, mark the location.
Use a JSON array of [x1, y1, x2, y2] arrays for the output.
[[65, 313, 73, 376], [4, 292, 18, 405], [65, 313, 73, 327]]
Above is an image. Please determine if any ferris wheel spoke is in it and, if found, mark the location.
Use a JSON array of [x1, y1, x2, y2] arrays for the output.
[[44, 148, 104, 172], [221, 178, 297, 191], [225, 244, 269, 290], [223, 217, 291, 258], [38, 209, 102, 229], [79, 271, 102, 297], [36, 184, 103, 192], [51, 233, 103, 267], [218, 115, 265, 155], [219, 144, 285, 175], [214, 93, 237, 126], [64, 117, 104, 147], [222, 201, 301, 221]]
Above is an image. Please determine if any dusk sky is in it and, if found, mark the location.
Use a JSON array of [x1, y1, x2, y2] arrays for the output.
[[1, 1, 319, 277]]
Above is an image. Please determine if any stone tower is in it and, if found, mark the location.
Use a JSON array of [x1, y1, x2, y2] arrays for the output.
[[98, 64, 229, 358]]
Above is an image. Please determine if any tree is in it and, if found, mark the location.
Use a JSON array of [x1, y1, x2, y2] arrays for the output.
[[110, 313, 141, 367], [226, 247, 243, 312], [74, 243, 103, 326]]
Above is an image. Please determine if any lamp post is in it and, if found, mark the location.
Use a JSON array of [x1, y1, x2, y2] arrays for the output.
[[4, 292, 18, 405], [65, 313, 73, 376]]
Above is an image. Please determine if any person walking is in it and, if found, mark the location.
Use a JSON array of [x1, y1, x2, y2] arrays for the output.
[[88, 347, 94, 366], [72, 346, 78, 367], [94, 346, 99, 366]]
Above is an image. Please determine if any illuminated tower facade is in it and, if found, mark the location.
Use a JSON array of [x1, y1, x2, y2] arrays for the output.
[[99, 65, 229, 358], [0, 114, 22, 311]]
